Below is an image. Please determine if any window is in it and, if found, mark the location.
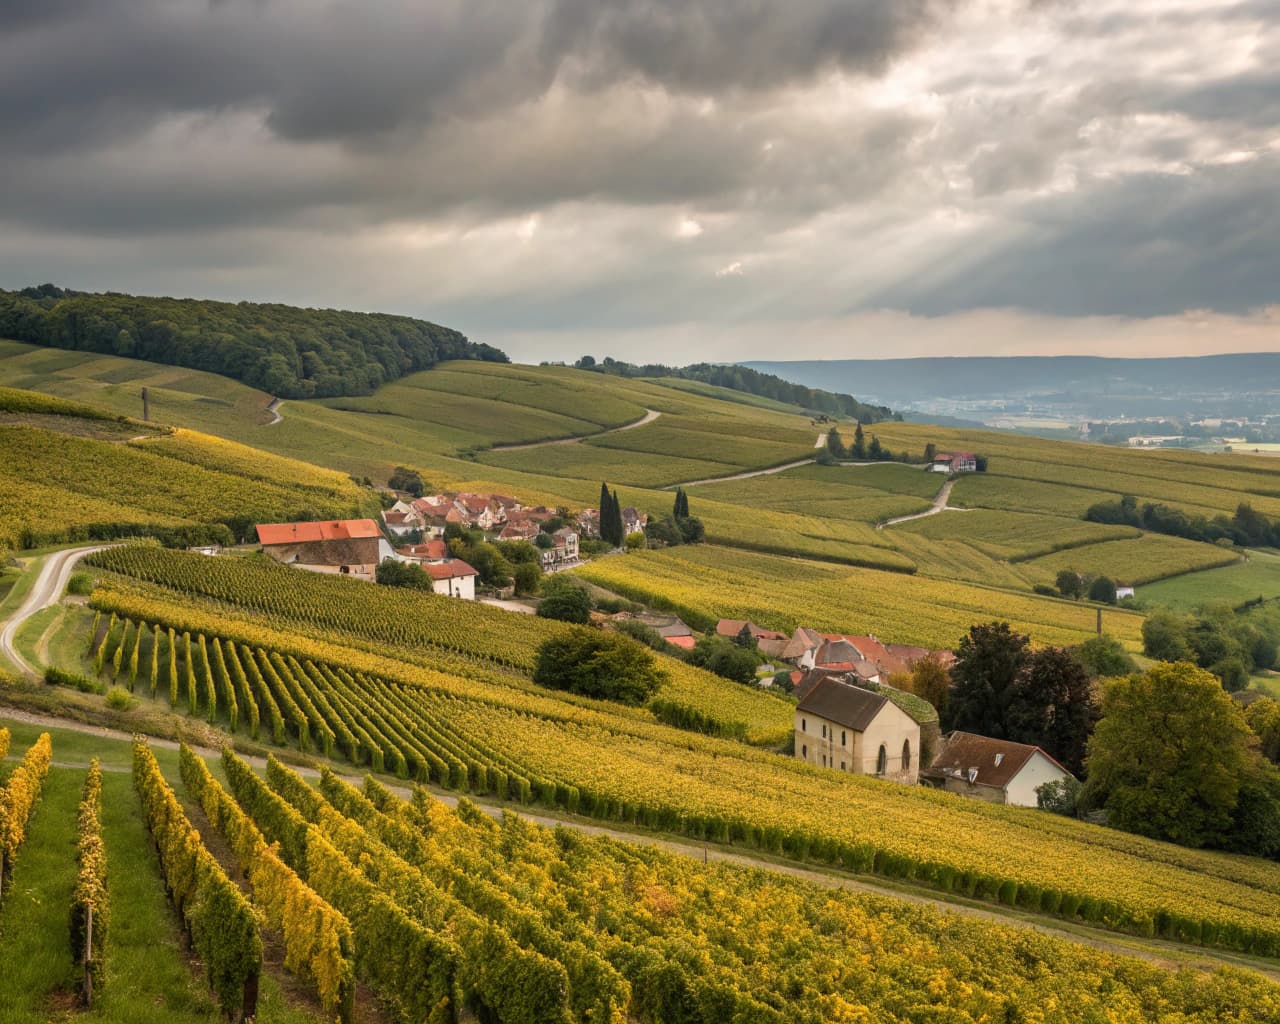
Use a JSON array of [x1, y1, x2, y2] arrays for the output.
[[801, 744, 807, 758], [822, 754, 827, 767], [801, 718, 807, 733], [876, 744, 887, 775], [840, 761, 846, 771], [841, 730, 847, 747], [902, 739, 912, 772], [821, 723, 827, 739]]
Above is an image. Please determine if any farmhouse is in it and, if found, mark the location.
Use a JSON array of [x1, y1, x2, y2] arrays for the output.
[[257, 519, 395, 579], [923, 732, 1074, 807], [421, 559, 479, 600], [795, 677, 920, 784], [929, 451, 978, 473]]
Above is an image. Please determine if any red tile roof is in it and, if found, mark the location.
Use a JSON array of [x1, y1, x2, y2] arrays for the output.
[[397, 540, 449, 560], [664, 635, 696, 650], [423, 560, 478, 580], [257, 520, 382, 546]]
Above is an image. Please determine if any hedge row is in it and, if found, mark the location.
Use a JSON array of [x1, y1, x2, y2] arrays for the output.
[[0, 732, 53, 887], [70, 760, 108, 989], [132, 742, 262, 1020], [178, 745, 355, 1023]]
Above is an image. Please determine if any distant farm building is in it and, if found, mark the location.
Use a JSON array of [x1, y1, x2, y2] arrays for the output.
[[257, 520, 395, 579], [929, 451, 977, 473]]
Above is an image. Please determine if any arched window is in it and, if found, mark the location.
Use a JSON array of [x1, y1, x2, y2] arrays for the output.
[[801, 718, 807, 733], [821, 723, 827, 739], [801, 744, 807, 758], [841, 730, 847, 747], [902, 739, 912, 772], [876, 744, 887, 775]]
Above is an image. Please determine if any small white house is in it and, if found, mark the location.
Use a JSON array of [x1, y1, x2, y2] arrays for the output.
[[924, 732, 1074, 807], [1116, 585, 1135, 600], [422, 560, 478, 600]]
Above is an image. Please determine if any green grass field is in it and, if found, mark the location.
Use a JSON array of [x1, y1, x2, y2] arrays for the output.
[[1139, 550, 1280, 610]]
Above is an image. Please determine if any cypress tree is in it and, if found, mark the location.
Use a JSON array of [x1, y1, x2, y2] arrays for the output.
[[852, 421, 867, 460], [611, 489, 626, 545]]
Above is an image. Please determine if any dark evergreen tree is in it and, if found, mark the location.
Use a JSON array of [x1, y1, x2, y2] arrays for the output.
[[868, 435, 884, 460], [609, 488, 625, 546], [825, 427, 845, 459], [852, 422, 867, 460]]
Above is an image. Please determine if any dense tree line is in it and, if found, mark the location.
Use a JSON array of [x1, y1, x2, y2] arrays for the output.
[[1086, 494, 1280, 548], [570, 354, 896, 422], [1141, 604, 1277, 691], [1, 285, 507, 399]]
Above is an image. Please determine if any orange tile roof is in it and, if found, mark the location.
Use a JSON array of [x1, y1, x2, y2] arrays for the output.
[[423, 559, 478, 580], [664, 635, 696, 650], [257, 520, 382, 546]]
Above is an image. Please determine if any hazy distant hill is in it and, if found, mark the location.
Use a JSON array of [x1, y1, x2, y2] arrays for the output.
[[744, 354, 1280, 406]]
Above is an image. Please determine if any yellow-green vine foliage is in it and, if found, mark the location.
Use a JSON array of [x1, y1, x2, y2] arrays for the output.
[[0, 732, 53, 876], [0, 727, 9, 762], [131, 741, 262, 1016], [70, 759, 108, 982], [219, 750, 459, 1024], [179, 746, 354, 1022]]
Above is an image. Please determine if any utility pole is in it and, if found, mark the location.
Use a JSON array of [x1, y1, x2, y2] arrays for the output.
[[141, 386, 150, 422]]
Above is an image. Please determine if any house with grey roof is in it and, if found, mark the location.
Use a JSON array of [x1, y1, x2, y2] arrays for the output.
[[794, 677, 920, 784]]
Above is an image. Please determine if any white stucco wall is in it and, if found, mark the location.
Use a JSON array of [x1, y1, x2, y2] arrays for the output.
[[1004, 751, 1071, 807], [794, 704, 920, 784], [431, 574, 476, 600]]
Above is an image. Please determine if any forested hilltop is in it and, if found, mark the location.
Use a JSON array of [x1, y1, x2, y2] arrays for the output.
[[0, 284, 507, 399], [570, 355, 897, 422]]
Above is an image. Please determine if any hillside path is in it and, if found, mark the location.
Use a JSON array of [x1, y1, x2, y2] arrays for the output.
[[667, 457, 816, 488], [669, 455, 922, 490], [0, 545, 112, 677], [266, 396, 284, 425], [4, 704, 1277, 983], [490, 408, 659, 451], [878, 478, 958, 529]]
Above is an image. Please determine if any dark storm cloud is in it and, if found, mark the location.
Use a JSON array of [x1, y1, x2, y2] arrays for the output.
[[0, 0, 937, 150], [874, 155, 1280, 317], [0, 0, 1277, 344]]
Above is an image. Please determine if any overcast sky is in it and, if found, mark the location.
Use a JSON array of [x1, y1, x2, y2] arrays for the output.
[[2, 0, 1278, 364]]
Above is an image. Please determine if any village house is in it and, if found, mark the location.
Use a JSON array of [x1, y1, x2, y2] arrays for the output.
[[922, 732, 1074, 807], [795, 677, 920, 784], [395, 539, 450, 564], [497, 520, 541, 542], [929, 451, 978, 473], [256, 520, 395, 579], [421, 559, 479, 600], [621, 506, 649, 536], [540, 527, 581, 568], [782, 627, 953, 678], [576, 508, 601, 538]]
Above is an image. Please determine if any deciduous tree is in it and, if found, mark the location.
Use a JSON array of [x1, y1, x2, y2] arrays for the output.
[[1084, 662, 1250, 848]]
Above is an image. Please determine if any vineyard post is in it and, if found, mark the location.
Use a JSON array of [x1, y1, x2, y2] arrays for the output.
[[1096, 608, 1102, 635], [83, 902, 93, 1008]]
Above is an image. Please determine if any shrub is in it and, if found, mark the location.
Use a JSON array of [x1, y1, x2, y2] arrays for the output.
[[66, 572, 95, 597], [533, 629, 666, 705], [105, 685, 136, 711], [536, 578, 593, 624]]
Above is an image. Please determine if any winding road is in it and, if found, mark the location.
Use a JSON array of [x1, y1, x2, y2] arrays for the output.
[[266, 397, 284, 425], [0, 545, 112, 677], [878, 478, 959, 529], [490, 408, 661, 452]]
